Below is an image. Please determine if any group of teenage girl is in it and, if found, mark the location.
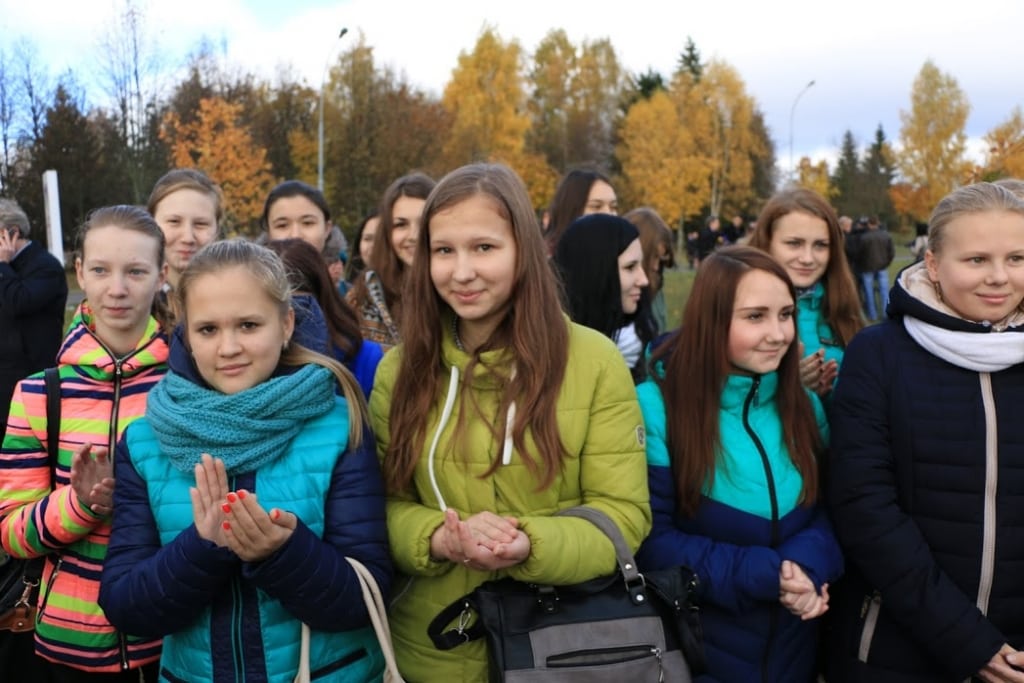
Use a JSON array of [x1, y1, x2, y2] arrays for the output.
[[0, 159, 1022, 683]]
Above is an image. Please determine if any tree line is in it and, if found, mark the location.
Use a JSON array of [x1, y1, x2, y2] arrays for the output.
[[1, 1, 1021, 247]]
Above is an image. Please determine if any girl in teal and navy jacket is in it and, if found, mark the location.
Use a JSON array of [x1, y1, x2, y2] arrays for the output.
[[99, 240, 390, 683], [750, 188, 863, 398], [636, 247, 843, 682]]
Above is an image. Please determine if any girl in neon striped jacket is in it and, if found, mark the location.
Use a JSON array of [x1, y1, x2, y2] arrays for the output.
[[0, 205, 169, 680]]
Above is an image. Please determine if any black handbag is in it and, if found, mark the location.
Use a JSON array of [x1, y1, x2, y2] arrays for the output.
[[0, 367, 61, 633], [427, 506, 704, 682]]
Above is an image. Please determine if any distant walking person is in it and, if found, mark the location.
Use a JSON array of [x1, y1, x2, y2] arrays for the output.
[[856, 216, 895, 321], [0, 199, 68, 442]]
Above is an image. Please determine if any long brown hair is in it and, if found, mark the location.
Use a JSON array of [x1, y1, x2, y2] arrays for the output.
[[652, 246, 821, 516], [351, 172, 435, 320], [749, 188, 863, 346], [383, 163, 568, 494], [265, 238, 363, 358]]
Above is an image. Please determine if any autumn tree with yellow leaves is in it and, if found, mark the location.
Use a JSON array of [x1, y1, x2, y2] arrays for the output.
[[162, 96, 274, 235], [895, 60, 972, 221], [443, 26, 555, 209], [981, 107, 1024, 180]]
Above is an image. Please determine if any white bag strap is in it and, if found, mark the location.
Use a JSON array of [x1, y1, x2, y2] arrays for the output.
[[293, 623, 311, 683], [346, 557, 405, 683], [293, 559, 402, 682]]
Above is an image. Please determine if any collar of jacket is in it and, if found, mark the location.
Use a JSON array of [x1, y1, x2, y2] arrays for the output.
[[720, 371, 778, 411], [439, 309, 517, 390], [57, 301, 169, 379]]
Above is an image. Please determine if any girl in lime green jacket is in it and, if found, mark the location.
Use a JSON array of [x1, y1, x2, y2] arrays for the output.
[[368, 162, 652, 682]]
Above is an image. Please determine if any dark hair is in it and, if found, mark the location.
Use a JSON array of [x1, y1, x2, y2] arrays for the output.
[[352, 172, 436, 321], [544, 169, 614, 252], [652, 246, 821, 516], [147, 168, 224, 226], [265, 238, 363, 359], [77, 205, 170, 331], [553, 213, 655, 380], [345, 209, 379, 282], [624, 207, 675, 294], [261, 180, 331, 231], [749, 187, 863, 348], [384, 163, 568, 494]]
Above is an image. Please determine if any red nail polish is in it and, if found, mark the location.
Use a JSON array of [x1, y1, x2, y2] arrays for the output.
[[221, 504, 231, 513], [222, 521, 231, 530], [226, 493, 237, 503], [237, 490, 247, 500], [272, 509, 280, 520]]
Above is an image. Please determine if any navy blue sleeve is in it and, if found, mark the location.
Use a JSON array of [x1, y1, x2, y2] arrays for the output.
[[243, 424, 391, 632], [637, 464, 782, 613], [774, 505, 844, 591], [99, 437, 240, 638], [829, 327, 1004, 679]]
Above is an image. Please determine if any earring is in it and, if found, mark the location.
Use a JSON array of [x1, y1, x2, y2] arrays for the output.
[[932, 280, 943, 302], [282, 339, 290, 351]]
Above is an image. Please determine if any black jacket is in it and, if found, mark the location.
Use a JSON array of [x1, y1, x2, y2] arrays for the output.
[[855, 228, 895, 273], [0, 240, 67, 426], [824, 271, 1024, 682]]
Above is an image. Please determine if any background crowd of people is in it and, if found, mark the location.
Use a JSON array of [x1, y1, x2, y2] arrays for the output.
[[1, 162, 1023, 683]]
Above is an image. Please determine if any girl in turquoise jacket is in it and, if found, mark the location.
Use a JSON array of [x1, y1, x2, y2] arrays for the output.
[[369, 163, 651, 682], [750, 188, 863, 397], [636, 247, 843, 682], [99, 240, 390, 683]]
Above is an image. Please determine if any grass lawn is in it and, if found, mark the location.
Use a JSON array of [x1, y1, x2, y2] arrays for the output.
[[660, 241, 917, 330]]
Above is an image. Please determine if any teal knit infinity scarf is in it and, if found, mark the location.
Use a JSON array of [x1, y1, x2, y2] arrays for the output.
[[146, 364, 337, 476]]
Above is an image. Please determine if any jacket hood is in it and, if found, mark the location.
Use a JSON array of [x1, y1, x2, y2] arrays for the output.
[[890, 261, 1024, 333], [57, 302, 168, 380]]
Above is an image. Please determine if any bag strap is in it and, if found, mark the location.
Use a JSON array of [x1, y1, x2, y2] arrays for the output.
[[555, 507, 645, 602], [20, 368, 62, 586], [346, 557, 405, 681], [428, 506, 648, 650], [427, 594, 485, 650], [44, 367, 61, 473]]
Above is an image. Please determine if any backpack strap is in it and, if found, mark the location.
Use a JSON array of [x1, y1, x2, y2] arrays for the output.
[[22, 368, 62, 585]]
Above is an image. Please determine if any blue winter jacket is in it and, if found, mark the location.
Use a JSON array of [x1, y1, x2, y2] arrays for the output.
[[796, 282, 844, 371], [98, 335, 391, 683], [824, 267, 1024, 682], [292, 293, 383, 398], [637, 371, 843, 683]]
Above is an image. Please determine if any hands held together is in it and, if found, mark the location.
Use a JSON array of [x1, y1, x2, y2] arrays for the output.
[[190, 453, 296, 562], [779, 560, 829, 621], [70, 443, 115, 516], [798, 345, 838, 397], [430, 508, 531, 572]]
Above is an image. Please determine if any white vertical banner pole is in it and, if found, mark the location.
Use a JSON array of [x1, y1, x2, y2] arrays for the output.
[[42, 169, 64, 266]]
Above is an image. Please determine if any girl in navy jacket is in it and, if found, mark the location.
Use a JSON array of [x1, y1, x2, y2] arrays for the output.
[[99, 240, 391, 683], [826, 182, 1024, 682], [637, 246, 842, 682]]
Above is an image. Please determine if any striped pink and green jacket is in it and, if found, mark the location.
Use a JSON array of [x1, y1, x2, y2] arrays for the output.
[[0, 304, 168, 673]]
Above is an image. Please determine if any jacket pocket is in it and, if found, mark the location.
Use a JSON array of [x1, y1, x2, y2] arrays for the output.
[[160, 666, 190, 683], [857, 591, 881, 663], [311, 647, 368, 680]]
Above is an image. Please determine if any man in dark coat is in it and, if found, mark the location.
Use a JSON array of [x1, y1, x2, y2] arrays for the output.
[[0, 198, 68, 441]]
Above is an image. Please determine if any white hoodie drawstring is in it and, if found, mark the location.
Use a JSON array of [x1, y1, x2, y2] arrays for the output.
[[427, 366, 460, 511], [426, 365, 518, 511]]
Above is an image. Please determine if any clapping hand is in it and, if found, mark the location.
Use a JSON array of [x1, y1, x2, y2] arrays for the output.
[[221, 490, 296, 562], [190, 454, 230, 547], [70, 443, 115, 516]]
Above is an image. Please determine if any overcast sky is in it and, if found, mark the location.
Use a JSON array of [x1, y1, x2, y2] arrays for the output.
[[3, 0, 1021, 173]]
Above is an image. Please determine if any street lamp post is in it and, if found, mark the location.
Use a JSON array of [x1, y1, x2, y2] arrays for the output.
[[788, 79, 815, 183], [318, 27, 348, 192]]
